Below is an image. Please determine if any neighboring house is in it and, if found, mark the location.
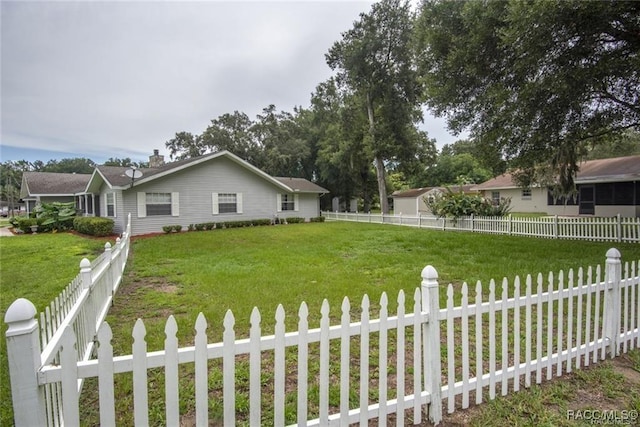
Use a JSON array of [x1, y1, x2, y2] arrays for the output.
[[81, 150, 328, 235], [472, 155, 640, 217], [391, 185, 477, 216], [20, 172, 92, 214]]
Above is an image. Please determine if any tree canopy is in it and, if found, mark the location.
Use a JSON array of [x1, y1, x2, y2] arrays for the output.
[[416, 0, 640, 193]]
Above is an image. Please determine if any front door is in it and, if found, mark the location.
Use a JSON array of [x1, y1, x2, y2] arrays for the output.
[[579, 185, 595, 215]]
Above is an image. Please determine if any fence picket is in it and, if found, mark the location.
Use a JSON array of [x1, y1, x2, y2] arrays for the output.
[[165, 316, 179, 426], [97, 323, 115, 426], [623, 263, 629, 354], [340, 297, 351, 427], [535, 274, 543, 384], [274, 305, 286, 426], [557, 271, 564, 377], [488, 280, 496, 400], [223, 310, 236, 427], [460, 284, 470, 408], [60, 327, 79, 427], [361, 295, 371, 426], [474, 281, 483, 404], [249, 308, 261, 424], [501, 279, 509, 396], [319, 300, 330, 425], [524, 275, 532, 388], [576, 269, 584, 370], [446, 284, 455, 413], [396, 290, 406, 426], [194, 313, 208, 427], [132, 319, 149, 426], [594, 266, 603, 363], [567, 270, 574, 373], [297, 303, 309, 427], [513, 277, 521, 392], [379, 293, 389, 427]]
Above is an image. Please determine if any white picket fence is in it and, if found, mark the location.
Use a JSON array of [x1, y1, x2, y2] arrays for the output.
[[322, 211, 640, 243], [4, 213, 132, 427], [5, 246, 639, 426]]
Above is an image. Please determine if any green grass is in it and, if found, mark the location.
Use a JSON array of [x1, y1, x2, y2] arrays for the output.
[[0, 232, 111, 427], [1, 223, 639, 425]]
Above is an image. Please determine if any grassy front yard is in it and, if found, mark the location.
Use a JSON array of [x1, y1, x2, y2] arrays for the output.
[[1, 222, 639, 425]]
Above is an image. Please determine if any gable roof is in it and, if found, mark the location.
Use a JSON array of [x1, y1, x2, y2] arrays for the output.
[[473, 155, 640, 190], [21, 172, 92, 198], [86, 150, 327, 194]]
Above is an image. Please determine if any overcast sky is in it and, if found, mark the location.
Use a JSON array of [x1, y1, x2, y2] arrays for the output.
[[1, 0, 460, 165]]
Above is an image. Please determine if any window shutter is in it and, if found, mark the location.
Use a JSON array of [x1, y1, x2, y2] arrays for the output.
[[137, 192, 146, 218], [212, 193, 219, 215], [294, 194, 299, 212], [104, 193, 108, 217], [276, 194, 282, 212], [171, 192, 179, 216], [237, 193, 243, 214], [113, 193, 117, 218]]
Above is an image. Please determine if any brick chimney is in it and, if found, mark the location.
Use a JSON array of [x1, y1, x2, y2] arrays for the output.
[[149, 149, 165, 168]]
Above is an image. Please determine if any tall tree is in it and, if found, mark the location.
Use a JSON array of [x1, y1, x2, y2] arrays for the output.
[[165, 131, 203, 160], [327, 0, 424, 214], [103, 158, 148, 168], [416, 0, 640, 193], [199, 111, 264, 166], [40, 158, 95, 174]]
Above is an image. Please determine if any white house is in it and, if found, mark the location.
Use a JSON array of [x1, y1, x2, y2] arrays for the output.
[[473, 155, 640, 217], [22, 150, 328, 235], [20, 172, 92, 215]]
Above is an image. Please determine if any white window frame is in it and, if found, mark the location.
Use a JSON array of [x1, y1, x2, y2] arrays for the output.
[[212, 192, 243, 215], [105, 192, 116, 217], [491, 191, 500, 205], [138, 192, 179, 218], [277, 193, 299, 212], [521, 188, 532, 200]]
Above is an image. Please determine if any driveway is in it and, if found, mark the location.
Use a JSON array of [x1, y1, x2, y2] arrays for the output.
[[0, 227, 14, 237]]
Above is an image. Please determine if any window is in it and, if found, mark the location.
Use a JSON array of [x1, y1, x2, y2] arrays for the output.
[[281, 194, 295, 211], [491, 191, 500, 205], [595, 182, 635, 205], [212, 193, 243, 215], [137, 192, 178, 218], [521, 188, 531, 200], [106, 192, 115, 217], [146, 193, 172, 216]]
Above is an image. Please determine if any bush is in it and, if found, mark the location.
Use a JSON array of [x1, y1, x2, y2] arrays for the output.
[[310, 216, 325, 223], [424, 188, 512, 221], [285, 217, 305, 224], [173, 225, 183, 232], [251, 219, 272, 226], [188, 224, 195, 231], [194, 223, 206, 231], [204, 222, 216, 230], [162, 225, 174, 234], [73, 217, 114, 237], [13, 217, 41, 233]]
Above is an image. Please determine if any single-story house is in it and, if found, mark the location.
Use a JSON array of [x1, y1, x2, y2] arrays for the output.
[[21, 150, 328, 235], [391, 185, 478, 216], [20, 171, 92, 214], [472, 155, 640, 217]]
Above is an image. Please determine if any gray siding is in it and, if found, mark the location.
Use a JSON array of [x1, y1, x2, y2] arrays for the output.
[[118, 156, 321, 235]]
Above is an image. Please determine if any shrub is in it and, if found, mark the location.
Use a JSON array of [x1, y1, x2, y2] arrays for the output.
[[310, 216, 325, 223], [73, 217, 114, 237], [13, 217, 41, 233], [34, 202, 76, 232], [162, 225, 173, 234], [173, 225, 183, 232], [194, 223, 206, 231], [251, 219, 272, 226], [188, 224, 195, 231], [204, 222, 216, 230], [424, 188, 512, 221], [285, 217, 305, 224]]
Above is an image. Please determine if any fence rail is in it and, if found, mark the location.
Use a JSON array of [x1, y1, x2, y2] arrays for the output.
[[322, 211, 640, 243], [6, 246, 639, 426]]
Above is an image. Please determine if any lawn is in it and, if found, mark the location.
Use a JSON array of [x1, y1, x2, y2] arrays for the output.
[[1, 222, 639, 425]]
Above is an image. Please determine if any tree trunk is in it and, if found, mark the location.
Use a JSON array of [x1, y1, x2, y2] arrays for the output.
[[366, 92, 389, 214]]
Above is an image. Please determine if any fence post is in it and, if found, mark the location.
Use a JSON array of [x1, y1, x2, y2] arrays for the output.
[[470, 214, 474, 232], [553, 215, 559, 239], [4, 298, 47, 426], [508, 214, 513, 235], [616, 214, 622, 243], [422, 265, 442, 424], [604, 248, 622, 358]]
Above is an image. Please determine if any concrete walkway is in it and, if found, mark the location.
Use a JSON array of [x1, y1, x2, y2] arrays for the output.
[[0, 227, 15, 237]]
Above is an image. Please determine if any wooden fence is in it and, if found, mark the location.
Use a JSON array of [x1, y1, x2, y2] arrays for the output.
[[322, 212, 640, 243], [5, 246, 639, 426], [4, 213, 131, 427]]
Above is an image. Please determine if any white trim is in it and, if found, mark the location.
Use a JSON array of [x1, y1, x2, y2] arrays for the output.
[[212, 193, 219, 215], [137, 192, 146, 218], [171, 192, 179, 216], [276, 194, 282, 213], [294, 194, 299, 212], [237, 193, 243, 214]]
